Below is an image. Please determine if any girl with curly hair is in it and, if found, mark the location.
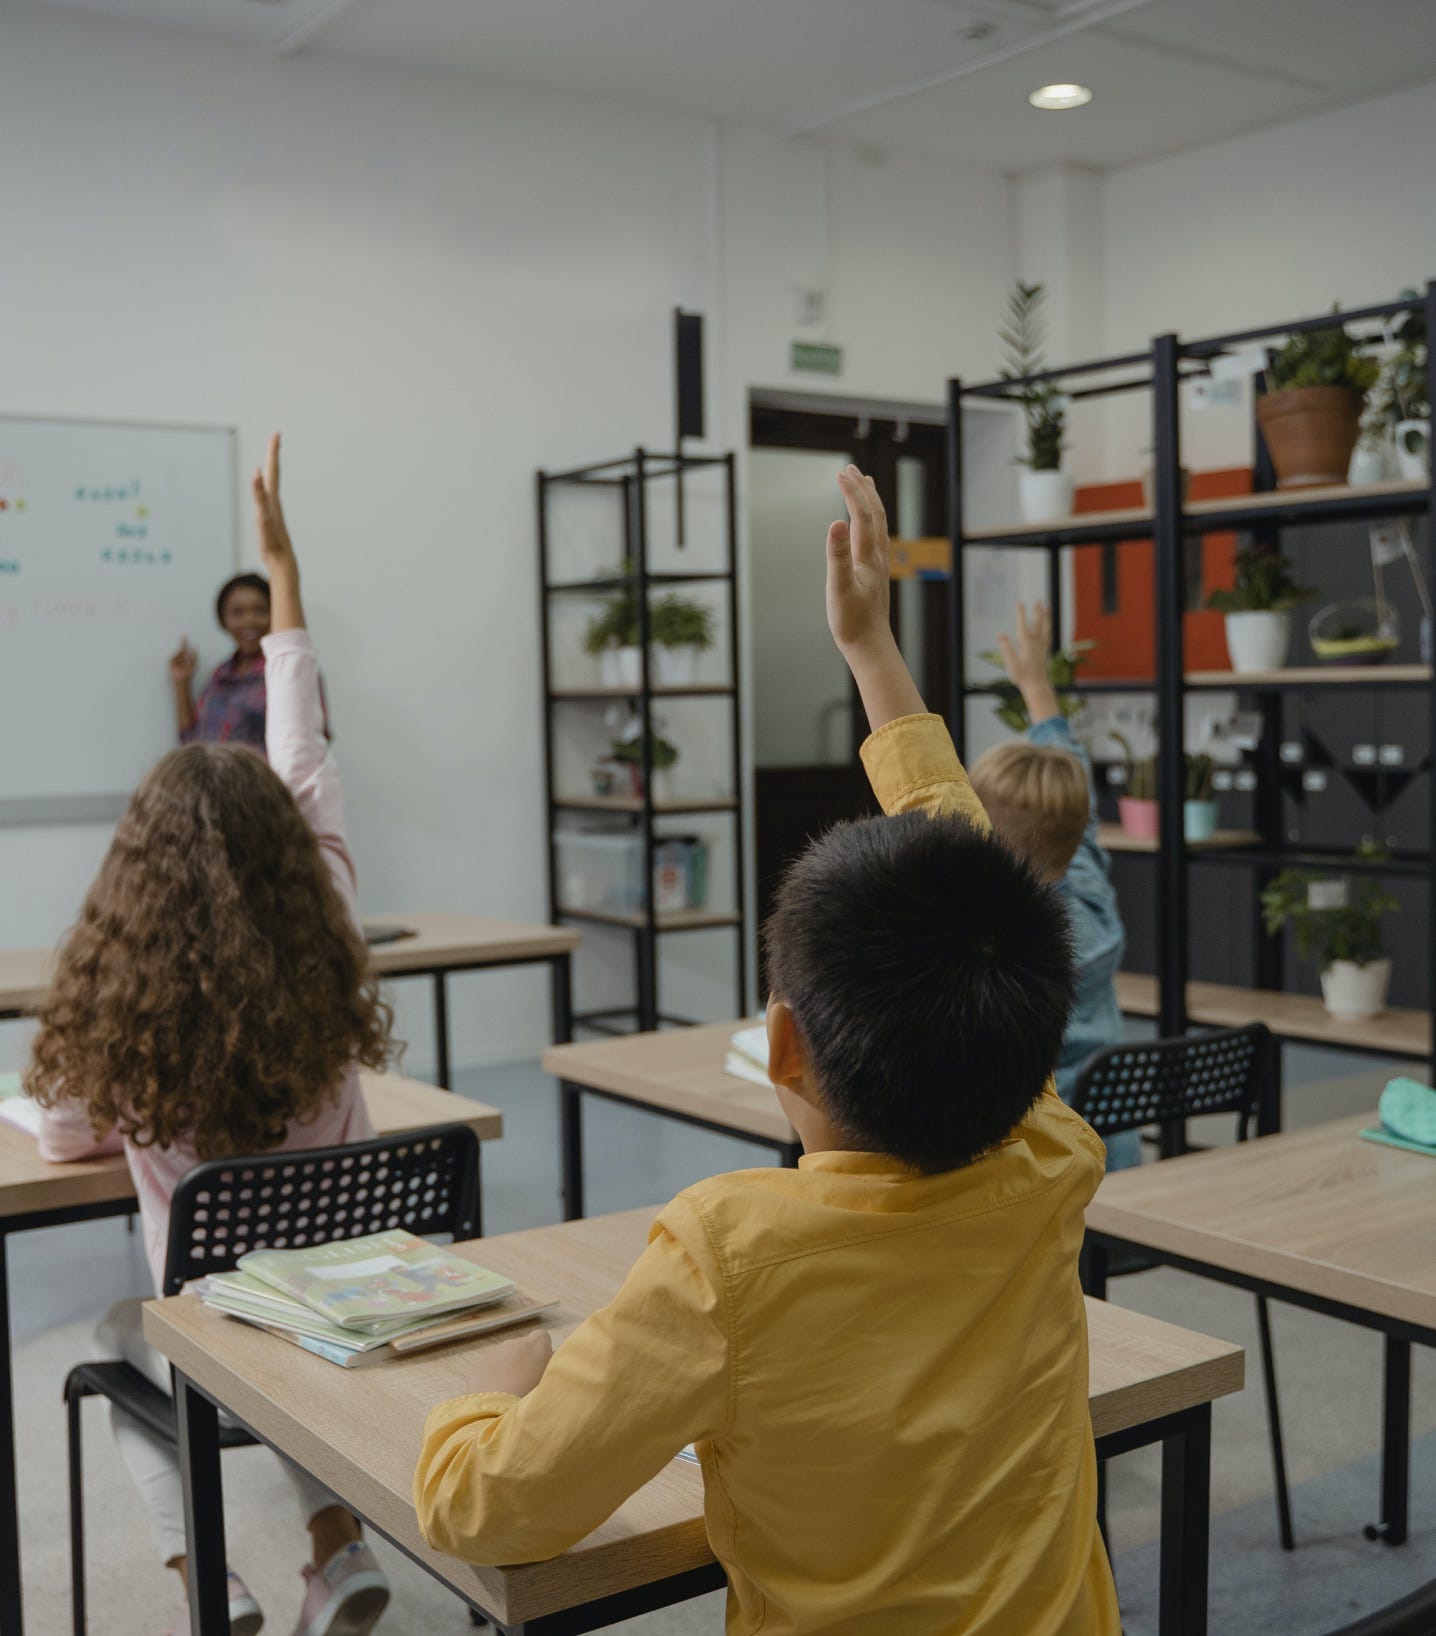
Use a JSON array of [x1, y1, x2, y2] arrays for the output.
[[28, 435, 394, 1636]]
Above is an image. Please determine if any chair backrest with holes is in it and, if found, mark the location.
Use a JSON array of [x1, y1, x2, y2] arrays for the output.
[[160, 1123, 481, 1296], [1069, 1023, 1276, 1144]]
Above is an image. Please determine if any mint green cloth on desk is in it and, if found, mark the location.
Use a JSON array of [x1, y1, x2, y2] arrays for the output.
[[1359, 1075, 1436, 1156]]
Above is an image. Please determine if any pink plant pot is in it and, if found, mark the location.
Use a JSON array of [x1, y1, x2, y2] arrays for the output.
[[1118, 797, 1161, 841]]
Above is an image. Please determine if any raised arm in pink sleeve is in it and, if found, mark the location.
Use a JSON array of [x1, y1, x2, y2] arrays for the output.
[[261, 629, 358, 913]]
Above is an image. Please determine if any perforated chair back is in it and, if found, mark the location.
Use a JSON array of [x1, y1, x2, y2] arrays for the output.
[[1070, 1023, 1277, 1144], [160, 1122, 481, 1295]]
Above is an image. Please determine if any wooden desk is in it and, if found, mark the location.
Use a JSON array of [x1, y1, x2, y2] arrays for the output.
[[0, 913, 583, 1090], [148, 1207, 1242, 1636], [1087, 1113, 1436, 1551], [541, 1022, 800, 1219], [0, 1072, 502, 1636]]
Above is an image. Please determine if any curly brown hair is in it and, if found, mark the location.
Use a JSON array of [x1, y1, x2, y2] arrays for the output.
[[26, 744, 394, 1159]]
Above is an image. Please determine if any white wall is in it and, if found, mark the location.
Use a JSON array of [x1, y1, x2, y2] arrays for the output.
[[0, 5, 1015, 1070], [1098, 77, 1436, 475]]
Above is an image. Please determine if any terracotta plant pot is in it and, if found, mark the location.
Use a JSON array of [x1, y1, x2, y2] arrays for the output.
[[1256, 387, 1363, 489], [1118, 797, 1160, 841]]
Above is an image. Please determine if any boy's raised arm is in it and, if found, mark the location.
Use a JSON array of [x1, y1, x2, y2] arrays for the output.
[[827, 466, 988, 831]]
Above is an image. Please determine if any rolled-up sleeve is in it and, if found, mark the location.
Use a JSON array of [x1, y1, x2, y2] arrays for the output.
[[859, 712, 990, 831], [414, 1197, 730, 1565]]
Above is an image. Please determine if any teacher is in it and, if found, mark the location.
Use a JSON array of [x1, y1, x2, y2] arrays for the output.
[[168, 572, 273, 753]]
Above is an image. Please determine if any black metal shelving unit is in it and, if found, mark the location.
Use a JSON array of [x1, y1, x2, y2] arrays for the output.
[[946, 285, 1436, 1114], [537, 447, 747, 1035]]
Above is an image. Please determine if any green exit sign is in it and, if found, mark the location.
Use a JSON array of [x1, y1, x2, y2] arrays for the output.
[[790, 341, 843, 376]]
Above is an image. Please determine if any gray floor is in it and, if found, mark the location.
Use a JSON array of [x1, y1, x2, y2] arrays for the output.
[[6, 1041, 1435, 1633]]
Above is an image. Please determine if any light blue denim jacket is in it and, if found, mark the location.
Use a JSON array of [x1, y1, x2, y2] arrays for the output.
[[1028, 715, 1139, 1169]]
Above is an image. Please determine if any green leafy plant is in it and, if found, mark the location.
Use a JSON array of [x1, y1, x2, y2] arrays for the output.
[[649, 595, 716, 651], [1260, 843, 1399, 969], [610, 731, 679, 772], [999, 281, 1066, 471], [582, 566, 641, 656], [1205, 543, 1316, 614], [1111, 731, 1157, 802], [1370, 290, 1429, 427], [1185, 753, 1215, 803], [1268, 318, 1380, 395], [978, 640, 1096, 732]]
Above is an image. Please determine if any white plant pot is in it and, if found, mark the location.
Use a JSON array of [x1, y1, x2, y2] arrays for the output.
[[1320, 958, 1391, 1023], [1017, 468, 1073, 525], [1348, 443, 1388, 487], [599, 645, 643, 690], [1394, 419, 1431, 482], [650, 766, 674, 805], [1224, 611, 1291, 674], [653, 644, 699, 688]]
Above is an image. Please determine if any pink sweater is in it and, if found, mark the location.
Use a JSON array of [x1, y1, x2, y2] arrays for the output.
[[37, 628, 375, 1291]]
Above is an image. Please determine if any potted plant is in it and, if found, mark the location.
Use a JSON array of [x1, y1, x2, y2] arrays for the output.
[[610, 730, 679, 803], [999, 282, 1070, 523], [978, 639, 1096, 732], [1206, 542, 1316, 674], [1256, 316, 1380, 489], [583, 571, 642, 689], [1111, 732, 1159, 841], [1184, 753, 1218, 843], [648, 594, 716, 687], [1370, 292, 1429, 482], [1261, 845, 1399, 1022]]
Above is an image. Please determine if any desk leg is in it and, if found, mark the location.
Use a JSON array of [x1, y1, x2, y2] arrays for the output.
[[1365, 1337, 1411, 1547], [1158, 1404, 1210, 1636], [550, 955, 573, 1046], [433, 974, 452, 1090], [560, 1082, 584, 1221], [175, 1373, 228, 1636], [0, 1231, 23, 1636]]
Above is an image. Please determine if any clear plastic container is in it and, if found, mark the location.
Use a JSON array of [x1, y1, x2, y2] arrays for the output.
[[554, 832, 710, 914]]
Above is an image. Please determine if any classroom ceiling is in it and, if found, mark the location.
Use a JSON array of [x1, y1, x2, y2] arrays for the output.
[[20, 0, 1436, 171]]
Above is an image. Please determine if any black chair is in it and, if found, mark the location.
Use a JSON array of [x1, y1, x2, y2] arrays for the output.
[[1322, 1580, 1436, 1636], [1071, 1023, 1297, 1552], [63, 1124, 482, 1635]]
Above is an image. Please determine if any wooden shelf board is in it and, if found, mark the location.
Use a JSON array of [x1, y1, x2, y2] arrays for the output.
[[965, 479, 1428, 547], [1114, 973, 1430, 1057], [1187, 665, 1430, 688], [1099, 826, 1260, 854], [559, 907, 742, 932], [555, 795, 737, 815]]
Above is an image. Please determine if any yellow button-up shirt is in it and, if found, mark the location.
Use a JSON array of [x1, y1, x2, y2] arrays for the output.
[[415, 714, 1120, 1635]]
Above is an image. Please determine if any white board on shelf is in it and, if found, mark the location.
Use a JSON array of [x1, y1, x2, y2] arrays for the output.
[[0, 416, 235, 822]]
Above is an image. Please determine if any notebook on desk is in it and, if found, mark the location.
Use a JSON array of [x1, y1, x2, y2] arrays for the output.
[[0, 1073, 42, 1138]]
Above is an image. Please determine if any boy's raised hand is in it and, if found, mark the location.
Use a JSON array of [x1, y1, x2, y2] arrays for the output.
[[251, 432, 305, 634], [996, 602, 1059, 726], [826, 466, 924, 731]]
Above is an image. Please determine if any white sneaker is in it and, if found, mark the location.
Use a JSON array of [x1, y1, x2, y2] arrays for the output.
[[162, 1569, 263, 1636], [290, 1541, 390, 1636]]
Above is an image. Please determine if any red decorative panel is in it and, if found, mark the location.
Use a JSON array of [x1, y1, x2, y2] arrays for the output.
[[1072, 468, 1253, 678]]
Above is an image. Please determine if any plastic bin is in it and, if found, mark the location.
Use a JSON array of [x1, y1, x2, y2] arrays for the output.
[[555, 831, 711, 914]]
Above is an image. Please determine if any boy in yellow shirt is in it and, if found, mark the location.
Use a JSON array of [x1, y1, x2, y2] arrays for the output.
[[413, 467, 1120, 1635]]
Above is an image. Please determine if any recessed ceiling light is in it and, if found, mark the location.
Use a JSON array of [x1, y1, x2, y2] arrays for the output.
[[1029, 83, 1093, 111]]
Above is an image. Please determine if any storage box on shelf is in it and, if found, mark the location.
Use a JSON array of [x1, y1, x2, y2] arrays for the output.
[[949, 286, 1436, 1107]]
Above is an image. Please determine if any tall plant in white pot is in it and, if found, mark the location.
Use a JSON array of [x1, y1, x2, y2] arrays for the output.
[[1206, 543, 1316, 674], [649, 594, 716, 687], [1261, 847, 1400, 1022], [1000, 282, 1070, 524]]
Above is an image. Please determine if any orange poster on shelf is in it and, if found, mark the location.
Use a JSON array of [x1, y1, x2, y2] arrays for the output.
[[1072, 468, 1253, 678]]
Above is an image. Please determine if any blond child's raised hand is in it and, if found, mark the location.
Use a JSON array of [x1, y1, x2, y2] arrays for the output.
[[250, 432, 305, 634], [996, 602, 1060, 726], [825, 466, 924, 731]]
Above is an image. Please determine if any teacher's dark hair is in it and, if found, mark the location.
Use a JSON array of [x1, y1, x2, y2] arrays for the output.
[[215, 572, 270, 626]]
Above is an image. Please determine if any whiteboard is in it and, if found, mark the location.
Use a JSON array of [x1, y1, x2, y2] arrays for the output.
[[0, 416, 236, 821]]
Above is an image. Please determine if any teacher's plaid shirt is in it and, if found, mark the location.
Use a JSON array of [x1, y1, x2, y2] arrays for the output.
[[181, 652, 329, 757]]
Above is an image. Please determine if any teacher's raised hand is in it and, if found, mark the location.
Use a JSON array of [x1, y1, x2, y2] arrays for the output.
[[251, 432, 304, 635], [168, 638, 197, 686]]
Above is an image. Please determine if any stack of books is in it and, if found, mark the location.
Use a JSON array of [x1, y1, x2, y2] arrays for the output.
[[724, 1023, 772, 1088], [202, 1227, 554, 1368]]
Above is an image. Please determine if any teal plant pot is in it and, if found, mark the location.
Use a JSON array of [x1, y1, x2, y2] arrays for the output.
[[1184, 800, 1219, 844]]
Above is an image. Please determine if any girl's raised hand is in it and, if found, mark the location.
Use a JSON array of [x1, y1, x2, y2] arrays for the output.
[[252, 432, 306, 634]]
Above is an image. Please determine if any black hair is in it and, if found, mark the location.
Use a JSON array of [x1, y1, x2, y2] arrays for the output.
[[764, 810, 1075, 1174], [215, 573, 270, 627]]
